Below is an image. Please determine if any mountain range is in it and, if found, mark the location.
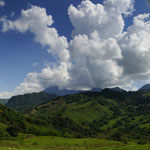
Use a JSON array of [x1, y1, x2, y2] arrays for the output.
[[44, 84, 150, 95], [2, 88, 150, 143], [1, 84, 150, 110], [4, 84, 150, 108], [44, 86, 125, 95]]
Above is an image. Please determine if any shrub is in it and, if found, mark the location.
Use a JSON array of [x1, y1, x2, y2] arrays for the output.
[[6, 125, 21, 137]]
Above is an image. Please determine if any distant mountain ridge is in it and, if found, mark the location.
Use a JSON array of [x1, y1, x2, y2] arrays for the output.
[[110, 87, 126, 92], [139, 84, 150, 91], [90, 88, 102, 92], [44, 86, 104, 96], [44, 86, 89, 96]]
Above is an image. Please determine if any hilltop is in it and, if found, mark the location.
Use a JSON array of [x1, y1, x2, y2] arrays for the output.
[[6, 92, 57, 111]]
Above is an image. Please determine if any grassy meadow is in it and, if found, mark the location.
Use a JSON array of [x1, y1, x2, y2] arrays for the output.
[[0, 135, 150, 150]]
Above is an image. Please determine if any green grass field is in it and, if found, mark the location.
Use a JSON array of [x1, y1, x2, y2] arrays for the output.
[[0, 135, 150, 150]]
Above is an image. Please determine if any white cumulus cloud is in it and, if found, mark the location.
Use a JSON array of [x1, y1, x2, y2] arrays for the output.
[[1, 0, 150, 99], [68, 31, 123, 89], [119, 13, 150, 78], [0, 5, 71, 98], [68, 0, 134, 38]]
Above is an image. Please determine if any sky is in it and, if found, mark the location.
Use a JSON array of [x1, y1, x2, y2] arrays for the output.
[[0, 0, 150, 98]]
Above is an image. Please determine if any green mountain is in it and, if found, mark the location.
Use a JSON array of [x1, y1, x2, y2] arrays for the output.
[[1, 89, 150, 143], [6, 92, 57, 111], [25, 89, 150, 142]]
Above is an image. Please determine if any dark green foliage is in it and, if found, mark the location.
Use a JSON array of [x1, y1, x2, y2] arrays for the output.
[[0, 104, 27, 138], [0, 103, 59, 138], [0, 104, 24, 126], [6, 125, 21, 137], [6, 92, 57, 111]]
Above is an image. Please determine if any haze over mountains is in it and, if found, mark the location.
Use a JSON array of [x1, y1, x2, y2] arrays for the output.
[[44, 84, 150, 96], [44, 86, 85, 96], [44, 86, 103, 96]]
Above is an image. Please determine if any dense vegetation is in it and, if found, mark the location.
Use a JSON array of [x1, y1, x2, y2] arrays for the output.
[[1, 89, 150, 145], [0, 103, 59, 139], [24, 89, 150, 143], [0, 103, 26, 139], [6, 92, 56, 112]]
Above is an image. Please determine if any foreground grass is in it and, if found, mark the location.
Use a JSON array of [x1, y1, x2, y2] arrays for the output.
[[0, 135, 150, 150]]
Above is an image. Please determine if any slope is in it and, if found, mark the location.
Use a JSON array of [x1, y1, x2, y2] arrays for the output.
[[27, 89, 150, 141], [6, 92, 57, 111]]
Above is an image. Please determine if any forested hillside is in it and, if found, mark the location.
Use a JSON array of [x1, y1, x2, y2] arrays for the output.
[[26, 89, 150, 143], [6, 92, 57, 111], [1, 89, 150, 144]]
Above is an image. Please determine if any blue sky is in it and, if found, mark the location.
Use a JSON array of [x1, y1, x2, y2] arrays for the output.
[[0, 0, 150, 98]]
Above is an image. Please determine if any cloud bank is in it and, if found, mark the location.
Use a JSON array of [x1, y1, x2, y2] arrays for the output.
[[1, 0, 150, 98]]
